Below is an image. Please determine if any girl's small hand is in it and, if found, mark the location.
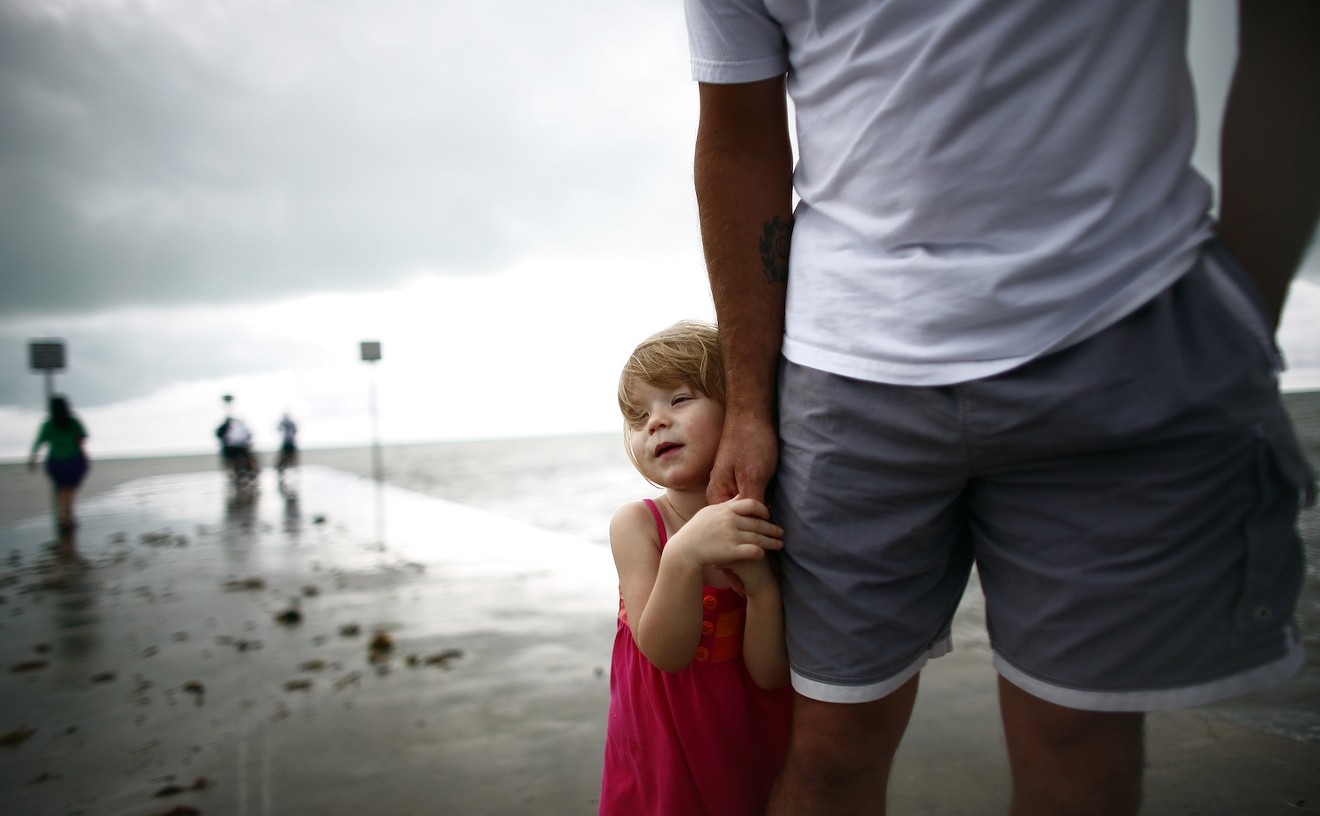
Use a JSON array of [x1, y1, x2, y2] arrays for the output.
[[722, 557, 778, 597], [665, 497, 783, 571], [720, 568, 746, 596]]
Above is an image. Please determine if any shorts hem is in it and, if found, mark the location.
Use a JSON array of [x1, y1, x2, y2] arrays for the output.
[[993, 640, 1306, 712], [790, 637, 951, 704]]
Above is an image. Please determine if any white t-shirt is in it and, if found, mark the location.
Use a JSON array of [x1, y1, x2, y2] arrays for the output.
[[224, 418, 253, 447], [685, 0, 1214, 385]]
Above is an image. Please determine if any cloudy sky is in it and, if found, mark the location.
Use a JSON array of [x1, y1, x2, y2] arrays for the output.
[[2, 0, 1317, 460]]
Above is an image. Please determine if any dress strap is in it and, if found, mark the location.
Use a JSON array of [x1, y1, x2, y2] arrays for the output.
[[641, 498, 668, 547]]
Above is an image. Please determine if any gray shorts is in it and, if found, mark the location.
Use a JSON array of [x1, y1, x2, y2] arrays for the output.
[[774, 242, 1313, 711]]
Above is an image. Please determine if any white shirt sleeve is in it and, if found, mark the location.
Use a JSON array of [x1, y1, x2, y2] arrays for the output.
[[683, 0, 788, 83]]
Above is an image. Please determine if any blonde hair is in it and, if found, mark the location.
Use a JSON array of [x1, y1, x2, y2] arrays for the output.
[[617, 320, 725, 431]]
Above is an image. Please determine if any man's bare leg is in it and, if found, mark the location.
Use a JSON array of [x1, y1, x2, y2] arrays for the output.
[[999, 676, 1144, 816], [768, 673, 920, 816]]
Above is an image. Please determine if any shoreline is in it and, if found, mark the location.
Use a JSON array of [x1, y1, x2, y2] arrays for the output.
[[5, 388, 1314, 533]]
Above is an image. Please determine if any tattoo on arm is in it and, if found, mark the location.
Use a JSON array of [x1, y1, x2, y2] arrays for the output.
[[758, 215, 791, 284]]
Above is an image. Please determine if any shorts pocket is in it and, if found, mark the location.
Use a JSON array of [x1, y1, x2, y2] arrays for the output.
[[1202, 239, 1285, 373], [1234, 418, 1313, 635]]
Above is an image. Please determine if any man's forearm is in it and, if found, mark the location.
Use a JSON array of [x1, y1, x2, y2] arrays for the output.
[[693, 78, 795, 420], [1218, 0, 1320, 327]]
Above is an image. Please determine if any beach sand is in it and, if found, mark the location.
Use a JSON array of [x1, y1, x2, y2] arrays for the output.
[[2, 393, 1319, 815], [2, 467, 619, 815]]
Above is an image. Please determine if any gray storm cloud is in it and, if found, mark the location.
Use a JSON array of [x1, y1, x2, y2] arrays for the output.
[[0, 0, 682, 319], [0, 0, 697, 414], [4, 1, 1314, 425]]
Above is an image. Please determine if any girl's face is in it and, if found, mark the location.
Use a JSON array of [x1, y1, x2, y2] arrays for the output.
[[626, 381, 725, 493]]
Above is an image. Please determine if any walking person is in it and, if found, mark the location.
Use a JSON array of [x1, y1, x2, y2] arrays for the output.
[[276, 412, 299, 485], [28, 395, 90, 533]]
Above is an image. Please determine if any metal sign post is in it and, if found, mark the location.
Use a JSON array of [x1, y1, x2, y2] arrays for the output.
[[359, 341, 383, 483], [359, 341, 385, 548]]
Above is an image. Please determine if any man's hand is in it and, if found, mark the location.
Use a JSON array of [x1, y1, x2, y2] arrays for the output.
[[707, 411, 779, 505]]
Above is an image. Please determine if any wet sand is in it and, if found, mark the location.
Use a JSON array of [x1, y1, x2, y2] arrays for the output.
[[2, 453, 1319, 814], [2, 467, 617, 815]]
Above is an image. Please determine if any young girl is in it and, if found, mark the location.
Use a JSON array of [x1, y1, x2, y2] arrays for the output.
[[599, 320, 792, 816]]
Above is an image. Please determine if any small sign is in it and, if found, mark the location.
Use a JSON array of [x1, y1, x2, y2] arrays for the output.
[[29, 340, 66, 371], [360, 341, 382, 362]]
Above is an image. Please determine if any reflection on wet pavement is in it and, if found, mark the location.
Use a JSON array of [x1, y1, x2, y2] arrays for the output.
[[0, 466, 615, 815]]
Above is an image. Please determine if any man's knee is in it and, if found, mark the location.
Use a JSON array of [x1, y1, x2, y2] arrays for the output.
[[787, 677, 920, 774], [999, 679, 1144, 815], [999, 679, 1144, 753]]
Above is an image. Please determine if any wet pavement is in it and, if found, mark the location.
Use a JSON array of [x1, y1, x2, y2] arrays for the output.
[[1, 467, 616, 815], [1, 465, 1318, 815]]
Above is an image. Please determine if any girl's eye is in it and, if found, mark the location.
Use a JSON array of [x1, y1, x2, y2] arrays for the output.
[[672, 394, 693, 406]]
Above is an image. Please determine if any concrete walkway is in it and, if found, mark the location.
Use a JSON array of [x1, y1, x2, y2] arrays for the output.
[[1, 466, 1317, 815]]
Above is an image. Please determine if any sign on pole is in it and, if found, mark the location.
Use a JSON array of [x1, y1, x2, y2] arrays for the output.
[[29, 339, 65, 371], [359, 340, 384, 485], [29, 338, 66, 406]]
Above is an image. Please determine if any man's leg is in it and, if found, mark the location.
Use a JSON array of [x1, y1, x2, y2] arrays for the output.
[[773, 360, 974, 814], [769, 674, 920, 816], [999, 677, 1144, 816], [967, 250, 1308, 814]]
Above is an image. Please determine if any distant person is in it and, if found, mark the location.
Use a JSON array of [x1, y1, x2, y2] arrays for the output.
[[599, 320, 791, 816], [28, 395, 90, 532], [216, 395, 236, 466], [276, 413, 299, 474], [216, 413, 256, 483]]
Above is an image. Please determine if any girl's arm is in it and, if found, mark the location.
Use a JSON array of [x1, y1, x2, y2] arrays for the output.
[[726, 558, 790, 690], [611, 498, 787, 673], [611, 502, 704, 672], [698, 499, 788, 688]]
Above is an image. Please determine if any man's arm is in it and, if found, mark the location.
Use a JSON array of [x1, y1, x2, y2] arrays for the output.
[[694, 77, 794, 504], [1217, 0, 1320, 328]]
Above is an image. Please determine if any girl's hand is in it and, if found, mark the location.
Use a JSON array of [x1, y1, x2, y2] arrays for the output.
[[664, 497, 782, 571], [721, 557, 777, 598]]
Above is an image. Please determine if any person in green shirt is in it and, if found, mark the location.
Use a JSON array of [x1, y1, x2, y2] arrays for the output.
[[28, 395, 90, 531]]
